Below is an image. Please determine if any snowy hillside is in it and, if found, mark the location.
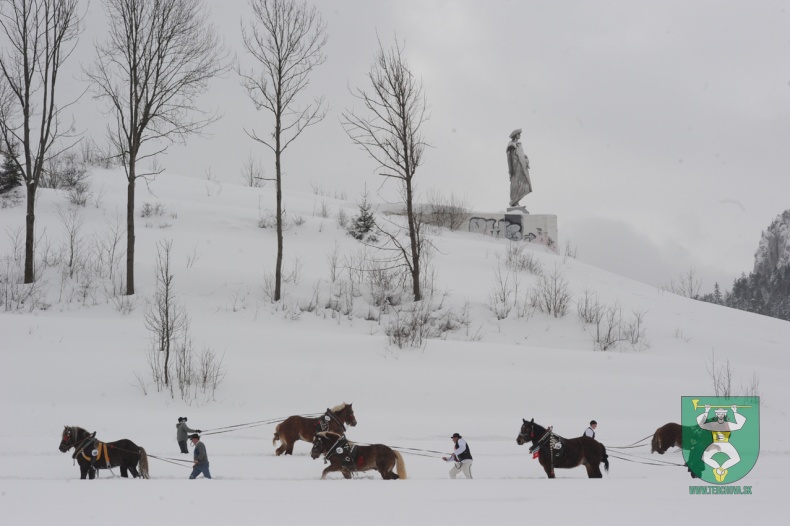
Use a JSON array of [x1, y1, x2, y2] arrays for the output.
[[0, 169, 787, 525]]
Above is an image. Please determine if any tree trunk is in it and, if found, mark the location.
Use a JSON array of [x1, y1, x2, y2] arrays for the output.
[[23, 185, 36, 283], [405, 174, 421, 301], [274, 147, 283, 302], [125, 161, 136, 296]]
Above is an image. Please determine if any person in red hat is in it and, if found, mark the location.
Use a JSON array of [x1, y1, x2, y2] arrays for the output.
[[442, 433, 473, 479]]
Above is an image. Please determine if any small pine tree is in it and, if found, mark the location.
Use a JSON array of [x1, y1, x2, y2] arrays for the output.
[[713, 282, 723, 305], [348, 187, 377, 242], [0, 143, 23, 194]]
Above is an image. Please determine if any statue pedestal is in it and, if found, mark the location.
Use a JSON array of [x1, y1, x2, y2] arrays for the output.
[[466, 211, 558, 252]]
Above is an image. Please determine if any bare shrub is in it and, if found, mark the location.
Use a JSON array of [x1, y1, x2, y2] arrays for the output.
[[67, 182, 92, 207], [383, 295, 468, 348], [240, 154, 266, 187], [530, 264, 571, 317], [663, 268, 702, 299], [488, 266, 514, 320], [576, 288, 603, 324], [503, 242, 543, 274], [144, 240, 187, 389], [292, 214, 306, 226], [425, 189, 471, 231], [314, 200, 330, 218], [0, 256, 47, 312], [336, 208, 349, 228], [140, 202, 167, 218], [588, 301, 649, 352], [41, 152, 89, 190]]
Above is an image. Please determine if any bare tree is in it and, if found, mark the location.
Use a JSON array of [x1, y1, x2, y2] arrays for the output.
[[0, 0, 82, 283], [342, 37, 429, 301], [239, 0, 327, 302], [85, 0, 228, 295], [240, 153, 265, 188]]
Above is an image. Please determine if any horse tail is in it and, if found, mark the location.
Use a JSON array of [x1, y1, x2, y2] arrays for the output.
[[138, 447, 150, 479], [394, 450, 407, 480], [273, 424, 281, 446], [601, 444, 609, 473]]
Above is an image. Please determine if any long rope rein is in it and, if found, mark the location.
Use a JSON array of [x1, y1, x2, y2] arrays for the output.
[[606, 434, 654, 450], [607, 448, 687, 467]]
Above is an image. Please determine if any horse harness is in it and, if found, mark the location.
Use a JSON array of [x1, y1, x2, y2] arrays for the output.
[[71, 433, 112, 470], [323, 435, 362, 470], [316, 409, 346, 433], [527, 427, 566, 477]]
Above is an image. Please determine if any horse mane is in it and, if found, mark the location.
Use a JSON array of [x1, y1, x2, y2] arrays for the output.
[[330, 403, 350, 413]]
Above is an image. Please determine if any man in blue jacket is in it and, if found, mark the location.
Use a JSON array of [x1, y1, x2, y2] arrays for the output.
[[188, 434, 212, 479]]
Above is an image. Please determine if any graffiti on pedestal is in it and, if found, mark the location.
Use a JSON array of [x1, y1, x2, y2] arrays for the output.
[[468, 216, 556, 252]]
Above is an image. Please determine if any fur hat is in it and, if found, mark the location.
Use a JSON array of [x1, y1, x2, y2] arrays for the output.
[[178, 417, 185, 422], [509, 128, 522, 139], [188, 433, 200, 440]]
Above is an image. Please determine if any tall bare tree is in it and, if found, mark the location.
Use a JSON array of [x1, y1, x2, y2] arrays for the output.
[[0, 0, 82, 283], [239, 0, 327, 302], [85, 0, 228, 295], [341, 37, 429, 301]]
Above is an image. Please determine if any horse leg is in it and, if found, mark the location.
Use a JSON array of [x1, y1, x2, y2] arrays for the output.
[[321, 462, 344, 480], [88, 466, 96, 480], [80, 464, 88, 480], [585, 462, 603, 478], [540, 457, 555, 479], [120, 465, 129, 478], [274, 432, 289, 456]]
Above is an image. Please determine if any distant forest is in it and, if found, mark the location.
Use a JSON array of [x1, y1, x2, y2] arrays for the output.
[[698, 211, 790, 322]]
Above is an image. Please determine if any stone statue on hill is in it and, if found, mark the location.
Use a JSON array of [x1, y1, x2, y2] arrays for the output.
[[506, 128, 532, 210]]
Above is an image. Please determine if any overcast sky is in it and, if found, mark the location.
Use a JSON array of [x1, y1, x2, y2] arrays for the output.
[[61, 0, 790, 291]]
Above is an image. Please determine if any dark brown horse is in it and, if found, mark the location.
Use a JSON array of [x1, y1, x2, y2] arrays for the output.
[[273, 403, 357, 456], [651, 422, 683, 454], [651, 422, 703, 478], [517, 418, 609, 478], [59, 426, 149, 479], [310, 431, 406, 480]]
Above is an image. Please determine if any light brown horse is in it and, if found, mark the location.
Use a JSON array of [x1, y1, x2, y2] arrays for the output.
[[272, 403, 357, 456], [310, 431, 406, 480]]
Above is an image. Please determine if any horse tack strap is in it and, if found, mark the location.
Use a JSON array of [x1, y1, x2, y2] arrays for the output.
[[81, 441, 111, 467]]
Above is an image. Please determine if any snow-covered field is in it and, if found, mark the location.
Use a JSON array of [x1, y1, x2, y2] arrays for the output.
[[1, 171, 787, 524]]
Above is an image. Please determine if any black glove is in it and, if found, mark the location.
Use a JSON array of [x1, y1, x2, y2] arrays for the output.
[[196, 430, 202, 433]]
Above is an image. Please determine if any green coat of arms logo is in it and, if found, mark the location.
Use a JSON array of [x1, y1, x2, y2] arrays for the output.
[[682, 396, 760, 484]]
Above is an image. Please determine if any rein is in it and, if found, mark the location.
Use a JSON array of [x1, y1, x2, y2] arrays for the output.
[[607, 434, 654, 450]]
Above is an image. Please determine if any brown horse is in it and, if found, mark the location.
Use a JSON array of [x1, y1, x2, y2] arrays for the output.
[[59, 426, 149, 479], [517, 418, 609, 478], [273, 403, 357, 456], [651, 422, 703, 478], [651, 422, 682, 454], [310, 431, 406, 480]]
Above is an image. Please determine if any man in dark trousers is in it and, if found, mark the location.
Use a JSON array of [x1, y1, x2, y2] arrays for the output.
[[188, 434, 212, 479], [176, 417, 201, 454], [442, 432, 473, 479]]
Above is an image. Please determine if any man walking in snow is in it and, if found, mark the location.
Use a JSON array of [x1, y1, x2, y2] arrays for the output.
[[443, 432, 473, 479], [188, 434, 211, 479]]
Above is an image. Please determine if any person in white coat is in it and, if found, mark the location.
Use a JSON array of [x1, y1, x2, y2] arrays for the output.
[[443, 433, 473, 479]]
